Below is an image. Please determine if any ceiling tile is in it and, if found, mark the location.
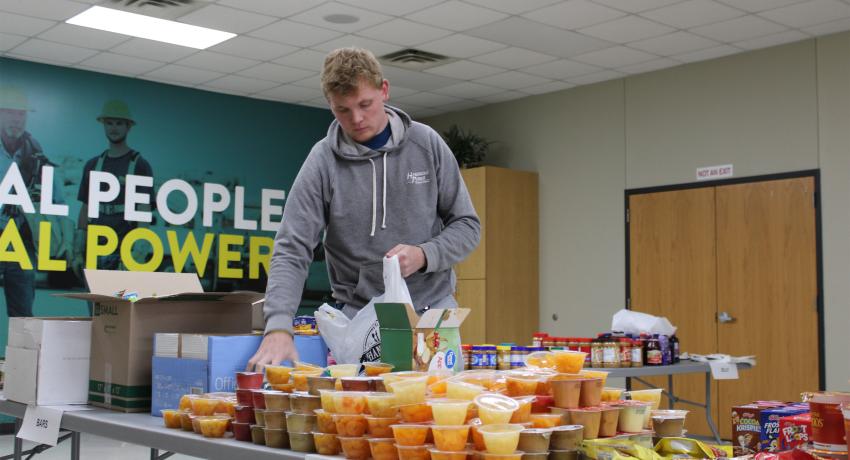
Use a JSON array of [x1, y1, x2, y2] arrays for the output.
[[0, 0, 88, 21], [759, 0, 850, 28], [734, 29, 809, 49], [203, 74, 281, 93], [520, 80, 575, 95], [38, 23, 129, 50], [617, 57, 680, 74], [673, 44, 742, 62], [179, 4, 277, 34], [417, 34, 507, 59], [691, 15, 787, 42], [336, 0, 445, 16], [471, 47, 557, 69], [78, 52, 163, 75], [578, 15, 675, 43], [358, 19, 453, 47], [567, 69, 625, 85], [110, 39, 197, 63], [432, 81, 504, 98], [209, 36, 297, 61], [250, 19, 343, 47], [312, 34, 402, 56], [0, 10, 55, 36], [591, 0, 683, 13], [716, 0, 808, 12], [302, 97, 330, 109], [0, 32, 26, 51], [256, 84, 324, 103], [143, 64, 224, 84], [407, 1, 508, 32], [438, 99, 487, 113], [4, 53, 67, 67], [289, 2, 392, 33], [522, 1, 627, 30], [238, 62, 315, 83], [409, 107, 441, 118], [630, 31, 720, 55], [274, 48, 326, 71], [381, 66, 462, 91], [572, 46, 657, 68], [425, 60, 504, 79], [463, 0, 561, 15], [473, 71, 551, 90], [10, 38, 96, 64], [803, 16, 850, 35], [176, 51, 259, 74], [393, 92, 465, 108], [641, 0, 745, 29], [389, 86, 419, 97], [523, 59, 603, 79], [291, 73, 322, 88], [475, 91, 527, 104], [216, 0, 322, 18], [467, 17, 614, 59]]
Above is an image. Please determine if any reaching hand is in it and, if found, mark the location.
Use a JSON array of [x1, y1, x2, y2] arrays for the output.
[[386, 244, 426, 277], [246, 331, 299, 372]]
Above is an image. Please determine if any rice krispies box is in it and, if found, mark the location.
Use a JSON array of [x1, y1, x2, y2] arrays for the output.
[[732, 402, 787, 456], [779, 412, 812, 451]]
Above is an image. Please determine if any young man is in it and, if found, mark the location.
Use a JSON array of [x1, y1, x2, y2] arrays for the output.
[[248, 48, 480, 369]]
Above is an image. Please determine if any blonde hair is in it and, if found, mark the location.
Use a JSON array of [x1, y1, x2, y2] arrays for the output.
[[321, 47, 384, 97]]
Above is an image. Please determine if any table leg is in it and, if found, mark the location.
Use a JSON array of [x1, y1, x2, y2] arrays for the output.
[[668, 374, 675, 409], [70, 431, 80, 460], [705, 371, 721, 443], [151, 448, 159, 460], [13, 419, 22, 460]]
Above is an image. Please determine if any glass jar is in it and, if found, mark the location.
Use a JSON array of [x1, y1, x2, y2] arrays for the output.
[[590, 339, 604, 368], [602, 340, 620, 368], [630, 339, 643, 367], [462, 344, 473, 370], [497, 345, 512, 370], [543, 338, 556, 350], [471, 346, 485, 369], [482, 345, 498, 370], [619, 339, 632, 368], [578, 338, 592, 366], [646, 338, 662, 366], [532, 333, 548, 348]]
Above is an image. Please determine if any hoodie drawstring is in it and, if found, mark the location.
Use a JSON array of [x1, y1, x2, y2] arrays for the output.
[[368, 152, 389, 237]]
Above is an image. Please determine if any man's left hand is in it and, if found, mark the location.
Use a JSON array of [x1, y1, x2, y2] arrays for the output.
[[386, 244, 426, 277]]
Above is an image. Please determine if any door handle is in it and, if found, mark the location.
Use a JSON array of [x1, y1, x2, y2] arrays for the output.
[[718, 311, 737, 324]]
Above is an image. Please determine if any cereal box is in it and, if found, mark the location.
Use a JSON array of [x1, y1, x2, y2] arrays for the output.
[[778, 412, 811, 451], [732, 402, 786, 456]]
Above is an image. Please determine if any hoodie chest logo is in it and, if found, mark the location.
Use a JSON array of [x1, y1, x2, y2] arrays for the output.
[[406, 170, 430, 185]]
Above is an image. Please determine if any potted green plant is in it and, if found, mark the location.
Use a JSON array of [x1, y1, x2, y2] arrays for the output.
[[441, 125, 492, 168]]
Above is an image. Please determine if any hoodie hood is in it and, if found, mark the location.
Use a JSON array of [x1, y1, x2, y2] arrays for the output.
[[328, 105, 411, 160]]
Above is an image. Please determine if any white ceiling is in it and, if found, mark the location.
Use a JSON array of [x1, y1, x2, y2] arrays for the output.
[[2, 0, 850, 118]]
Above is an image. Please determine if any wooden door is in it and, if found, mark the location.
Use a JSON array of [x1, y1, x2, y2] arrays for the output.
[[628, 187, 719, 437], [715, 177, 819, 438], [457, 279, 486, 345]]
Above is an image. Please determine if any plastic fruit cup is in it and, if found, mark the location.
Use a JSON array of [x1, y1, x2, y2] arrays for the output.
[[342, 377, 376, 391], [291, 393, 322, 414], [264, 428, 289, 448], [367, 415, 399, 437], [264, 365, 294, 385], [392, 424, 432, 446], [337, 436, 370, 459], [367, 392, 399, 417], [295, 360, 323, 372], [579, 370, 609, 387], [178, 394, 198, 411], [368, 437, 400, 460], [470, 421, 487, 451], [429, 399, 471, 426], [551, 378, 581, 409], [429, 447, 469, 460], [390, 377, 429, 405], [328, 364, 360, 378], [396, 443, 432, 460], [476, 393, 520, 425], [625, 389, 663, 428], [333, 391, 370, 415], [551, 351, 586, 374], [364, 362, 395, 376], [511, 397, 535, 423], [334, 413, 369, 437], [270, 383, 295, 393], [650, 410, 688, 437], [477, 424, 524, 455], [567, 408, 601, 439], [190, 415, 202, 434], [263, 409, 287, 430], [235, 389, 254, 407], [506, 376, 539, 397], [549, 425, 583, 450], [549, 407, 569, 424], [293, 370, 323, 391], [198, 416, 231, 438], [447, 381, 487, 401], [179, 411, 193, 432], [431, 425, 471, 451], [263, 391, 290, 411], [616, 401, 649, 433], [480, 451, 524, 460], [548, 450, 578, 460], [601, 388, 624, 403], [236, 371, 264, 390], [399, 403, 434, 423], [598, 406, 620, 437], [232, 421, 252, 442], [517, 429, 552, 453], [234, 405, 256, 424], [531, 396, 554, 414], [190, 397, 221, 416], [525, 351, 554, 369], [529, 413, 563, 429], [161, 409, 182, 429], [319, 389, 337, 413], [286, 412, 318, 433], [289, 431, 316, 453], [382, 371, 427, 388], [523, 453, 549, 460], [253, 408, 266, 427], [313, 432, 342, 455], [251, 390, 267, 409], [308, 375, 337, 396], [250, 424, 265, 445], [578, 379, 603, 408], [315, 409, 338, 434]]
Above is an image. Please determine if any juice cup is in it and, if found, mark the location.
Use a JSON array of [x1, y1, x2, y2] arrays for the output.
[[286, 412, 318, 433], [235, 389, 253, 407], [549, 425, 583, 450], [328, 364, 360, 378], [429, 447, 470, 460], [517, 428, 552, 453], [429, 399, 472, 425], [391, 424, 431, 446], [254, 408, 266, 427], [232, 421, 252, 442], [578, 379, 603, 407], [476, 393, 520, 425], [617, 401, 650, 433], [551, 351, 586, 374], [264, 410, 287, 430], [368, 437, 400, 460], [431, 425, 471, 451], [367, 392, 399, 417], [551, 378, 581, 409], [264, 428, 289, 448], [318, 389, 336, 413], [650, 410, 688, 437], [290, 393, 322, 414], [364, 362, 395, 376], [338, 436, 371, 459], [250, 424, 265, 445], [601, 387, 623, 403], [315, 409, 338, 434], [332, 391, 369, 415], [390, 376, 429, 405], [477, 424, 524, 455], [510, 397, 536, 423], [333, 413, 369, 437], [567, 408, 601, 439], [251, 390, 268, 409], [197, 415, 231, 438], [235, 405, 256, 424], [506, 375, 540, 397], [366, 415, 399, 437], [313, 432, 342, 455], [598, 406, 620, 437], [448, 380, 487, 401], [264, 365, 294, 385], [236, 371, 264, 390], [396, 444, 432, 460], [399, 402, 434, 423], [529, 413, 563, 429]]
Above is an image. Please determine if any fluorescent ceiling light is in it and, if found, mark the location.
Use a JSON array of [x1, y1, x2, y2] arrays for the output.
[[67, 6, 236, 49]]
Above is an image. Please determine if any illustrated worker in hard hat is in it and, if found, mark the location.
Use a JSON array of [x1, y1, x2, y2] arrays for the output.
[[74, 100, 153, 271], [0, 87, 68, 317]]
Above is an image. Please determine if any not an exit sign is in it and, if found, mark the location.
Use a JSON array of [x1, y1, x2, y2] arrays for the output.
[[696, 164, 733, 181]]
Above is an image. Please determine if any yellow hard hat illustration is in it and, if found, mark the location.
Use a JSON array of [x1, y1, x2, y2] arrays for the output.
[[97, 99, 135, 125], [0, 87, 34, 111]]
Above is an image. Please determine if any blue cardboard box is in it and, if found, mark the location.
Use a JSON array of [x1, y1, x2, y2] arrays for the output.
[[760, 404, 810, 452]]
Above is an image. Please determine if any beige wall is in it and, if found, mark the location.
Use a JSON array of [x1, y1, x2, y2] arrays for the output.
[[426, 33, 849, 391]]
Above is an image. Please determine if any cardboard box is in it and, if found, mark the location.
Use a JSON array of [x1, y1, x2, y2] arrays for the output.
[[760, 405, 810, 452], [57, 269, 259, 412], [779, 412, 811, 451], [375, 303, 469, 373], [4, 317, 91, 405], [732, 402, 787, 456]]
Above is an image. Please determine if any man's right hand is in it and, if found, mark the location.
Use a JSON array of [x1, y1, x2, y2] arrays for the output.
[[246, 331, 299, 372]]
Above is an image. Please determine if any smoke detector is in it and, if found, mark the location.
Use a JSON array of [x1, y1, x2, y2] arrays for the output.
[[379, 49, 454, 70]]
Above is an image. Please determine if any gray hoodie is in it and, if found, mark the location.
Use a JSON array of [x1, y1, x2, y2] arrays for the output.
[[264, 106, 481, 334]]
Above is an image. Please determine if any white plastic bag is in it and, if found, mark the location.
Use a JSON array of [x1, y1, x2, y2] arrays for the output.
[[315, 256, 413, 364], [611, 309, 677, 336]]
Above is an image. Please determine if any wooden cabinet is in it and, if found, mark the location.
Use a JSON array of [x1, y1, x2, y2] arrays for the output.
[[454, 166, 539, 345]]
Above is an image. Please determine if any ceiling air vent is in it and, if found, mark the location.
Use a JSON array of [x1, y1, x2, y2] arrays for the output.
[[379, 49, 454, 70], [104, 0, 206, 20]]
